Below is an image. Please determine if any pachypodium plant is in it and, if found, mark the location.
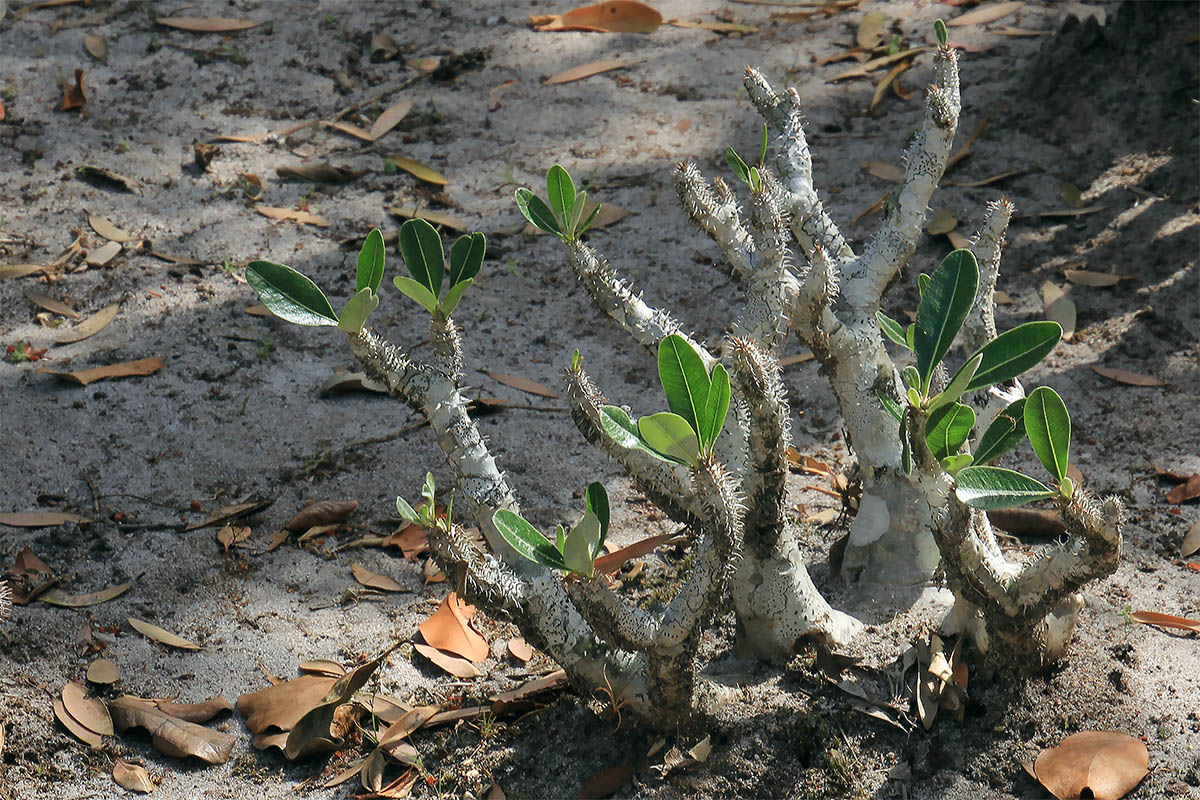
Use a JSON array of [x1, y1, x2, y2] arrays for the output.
[[246, 23, 1123, 730]]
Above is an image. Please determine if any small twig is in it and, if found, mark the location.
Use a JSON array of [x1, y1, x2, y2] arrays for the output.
[[333, 73, 428, 122]]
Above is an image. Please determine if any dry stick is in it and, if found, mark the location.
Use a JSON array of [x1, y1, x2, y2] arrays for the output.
[[332, 73, 428, 122]]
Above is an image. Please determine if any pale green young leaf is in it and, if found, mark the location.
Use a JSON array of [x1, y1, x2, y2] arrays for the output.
[[700, 363, 731, 453], [493, 509, 566, 571], [568, 190, 587, 236], [337, 287, 380, 333], [598, 405, 663, 459], [393, 275, 439, 314], [395, 496, 419, 523], [357, 229, 386, 295], [638, 412, 701, 466], [563, 512, 601, 577], [924, 401, 975, 461], [439, 278, 473, 316], [940, 453, 973, 475], [877, 311, 910, 348], [955, 466, 1056, 510], [585, 482, 610, 547], [877, 389, 903, 423], [577, 201, 603, 236], [246, 260, 339, 327], [758, 123, 769, 165], [514, 188, 562, 237], [1024, 386, 1070, 482], [448, 232, 485, 288], [914, 249, 979, 390], [657, 335, 710, 437], [398, 218, 445, 297], [555, 523, 566, 553], [546, 165, 576, 232], [928, 352, 983, 412], [918, 273, 930, 297], [964, 321, 1062, 392], [972, 398, 1026, 465], [725, 146, 751, 184]]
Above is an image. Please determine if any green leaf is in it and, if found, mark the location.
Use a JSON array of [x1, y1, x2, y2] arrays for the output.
[[725, 146, 751, 185], [902, 365, 921, 390], [657, 335, 710, 438], [395, 496, 419, 523], [492, 509, 566, 571], [398, 218, 445, 298], [568, 190, 588, 237], [393, 275, 439, 314], [955, 466, 1056, 510], [928, 352, 983, 412], [934, 18, 948, 47], [964, 321, 1062, 392], [877, 311, 910, 348], [907, 386, 922, 408], [972, 398, 1026, 465], [514, 188, 562, 237], [1024, 386, 1070, 482], [918, 273, 930, 297], [356, 229, 386, 295], [577, 201, 602, 236], [758, 123, 769, 165], [877, 389, 903, 423], [749, 166, 762, 192], [924, 401, 975, 461], [1060, 475, 1075, 499], [338, 287, 380, 333], [914, 249, 979, 390], [638, 412, 701, 466], [246, 260, 339, 327], [700, 363, 731, 453], [940, 453, 973, 475], [439, 278, 473, 316], [546, 165, 576, 233], [448, 232, 486, 288], [563, 512, 601, 577], [598, 405, 663, 459], [899, 414, 912, 475], [555, 523, 565, 553], [585, 482, 610, 548], [906, 323, 915, 351]]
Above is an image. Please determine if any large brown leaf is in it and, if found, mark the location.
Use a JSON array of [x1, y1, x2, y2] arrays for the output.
[[531, 1, 661, 33], [417, 592, 489, 662], [108, 696, 235, 764], [238, 674, 337, 734], [1033, 731, 1147, 800], [281, 651, 390, 759]]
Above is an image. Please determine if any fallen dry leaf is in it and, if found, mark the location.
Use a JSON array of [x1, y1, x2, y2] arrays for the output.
[[413, 643, 483, 678], [1042, 281, 1075, 341], [1063, 269, 1127, 287], [1182, 519, 1200, 558], [0, 264, 51, 279], [507, 638, 534, 663], [490, 668, 568, 713], [113, 760, 155, 793], [239, 675, 338, 735], [60, 68, 87, 111], [594, 533, 681, 574], [55, 303, 120, 344], [89, 214, 138, 243], [63, 682, 114, 737], [579, 764, 635, 798], [382, 155, 447, 185], [383, 523, 428, 560], [544, 58, 633, 85], [367, 101, 413, 140], [54, 696, 104, 747], [77, 165, 141, 195], [1090, 365, 1165, 388], [8, 547, 57, 604], [254, 205, 331, 227], [41, 583, 131, 608], [128, 618, 201, 651], [276, 162, 364, 184], [0, 511, 92, 527], [154, 696, 234, 724], [418, 592, 489, 662], [387, 204, 469, 231], [856, 9, 886, 49], [1166, 475, 1200, 505], [667, 18, 756, 33], [84, 240, 122, 267], [300, 660, 346, 677], [484, 371, 559, 398], [83, 34, 108, 63], [531, 1, 662, 33], [322, 120, 375, 142], [352, 563, 406, 592], [186, 499, 272, 531], [869, 58, 916, 112], [87, 658, 121, 685], [946, 1, 1024, 27], [377, 705, 439, 749], [279, 652, 388, 760], [109, 696, 235, 764], [216, 524, 251, 552], [37, 356, 165, 386], [926, 207, 958, 235], [830, 48, 928, 83], [24, 288, 79, 318], [286, 500, 358, 531], [156, 16, 262, 32], [862, 160, 904, 183], [1033, 730, 1148, 800]]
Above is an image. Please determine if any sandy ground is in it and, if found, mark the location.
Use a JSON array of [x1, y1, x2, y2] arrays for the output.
[[1, 0, 1198, 798]]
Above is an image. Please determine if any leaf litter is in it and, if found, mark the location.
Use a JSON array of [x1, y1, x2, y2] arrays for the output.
[[127, 617, 202, 650], [36, 355, 165, 386], [109, 696, 235, 764], [531, 1, 662, 33]]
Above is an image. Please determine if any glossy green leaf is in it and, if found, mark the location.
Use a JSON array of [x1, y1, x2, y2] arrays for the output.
[[448, 232, 485, 288], [395, 496, 419, 523], [356, 229, 386, 295], [877, 389, 903, 423], [964, 321, 1062, 392], [493, 509, 566, 571], [1060, 475, 1075, 499], [546, 165, 576, 233], [940, 453, 973, 475], [902, 365, 921, 390], [657, 335, 709, 437], [338, 287, 380, 333], [954, 466, 1056, 510], [568, 189, 588, 236], [1024, 386, 1070, 482], [393, 275, 438, 314], [934, 18, 948, 46], [906, 323, 915, 351], [907, 386, 922, 408], [918, 273, 930, 297], [758, 123, 769, 165], [577, 201, 602, 236], [439, 278, 473, 316], [899, 413, 912, 475], [555, 523, 565, 553], [725, 146, 750, 185], [700, 364, 731, 453], [972, 398, 1026, 465], [877, 311, 909, 348], [914, 249, 978, 390], [924, 401, 975, 461], [515, 188, 561, 237], [398, 218, 445, 298], [585, 482, 610, 546], [563, 512, 601, 577], [246, 260, 339, 327], [638, 412, 700, 466], [928, 352, 983, 412], [749, 166, 762, 192], [598, 405, 662, 459]]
